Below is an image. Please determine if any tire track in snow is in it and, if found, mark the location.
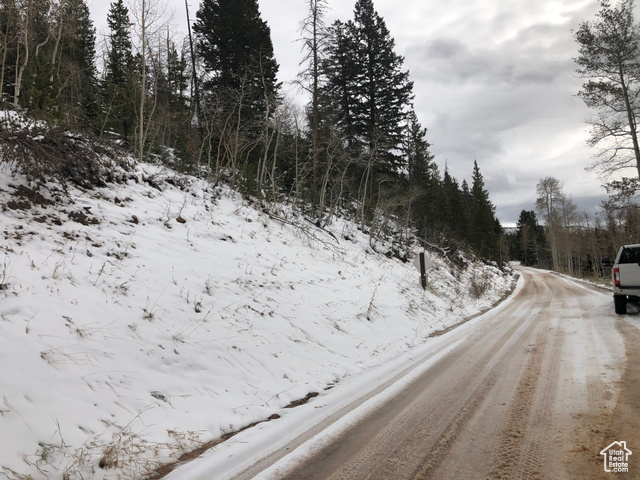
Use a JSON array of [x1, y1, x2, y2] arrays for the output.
[[484, 322, 548, 480], [276, 282, 539, 480]]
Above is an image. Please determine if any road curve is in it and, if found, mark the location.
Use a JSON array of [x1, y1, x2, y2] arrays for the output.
[[260, 268, 640, 480]]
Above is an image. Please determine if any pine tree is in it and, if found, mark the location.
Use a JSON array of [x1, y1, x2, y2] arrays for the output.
[[319, 20, 359, 144], [404, 110, 439, 236], [102, 0, 137, 143], [348, 0, 413, 171], [316, 0, 414, 225], [440, 167, 467, 241], [469, 160, 499, 259], [19, 0, 57, 116], [58, 0, 98, 129], [153, 38, 192, 169], [166, 42, 188, 105], [194, 0, 280, 125], [0, 0, 23, 102], [516, 210, 547, 267], [104, 0, 134, 87], [321, 0, 413, 168]]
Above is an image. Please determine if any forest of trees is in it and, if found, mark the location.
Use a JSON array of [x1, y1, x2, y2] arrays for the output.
[[5, 0, 640, 277], [0, 0, 506, 263]]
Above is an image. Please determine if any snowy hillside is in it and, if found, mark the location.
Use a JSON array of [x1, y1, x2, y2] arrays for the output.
[[0, 159, 514, 479]]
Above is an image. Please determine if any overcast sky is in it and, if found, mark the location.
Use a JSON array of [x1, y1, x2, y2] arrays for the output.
[[89, 0, 608, 225]]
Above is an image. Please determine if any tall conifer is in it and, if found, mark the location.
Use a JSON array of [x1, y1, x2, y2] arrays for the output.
[[470, 160, 499, 259], [194, 0, 280, 124], [58, 0, 98, 128], [348, 0, 413, 171], [101, 0, 136, 143]]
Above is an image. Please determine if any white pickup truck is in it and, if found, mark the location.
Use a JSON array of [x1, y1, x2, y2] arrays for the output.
[[603, 244, 640, 314]]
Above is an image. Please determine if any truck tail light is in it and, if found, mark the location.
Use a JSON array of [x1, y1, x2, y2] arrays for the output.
[[614, 267, 621, 286]]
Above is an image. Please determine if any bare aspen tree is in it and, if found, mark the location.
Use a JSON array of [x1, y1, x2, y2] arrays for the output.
[[536, 177, 564, 271], [257, 60, 274, 194], [290, 105, 303, 204], [267, 104, 287, 203], [143, 35, 168, 149], [50, 0, 66, 79], [13, 0, 31, 107], [131, 0, 170, 162], [535, 178, 581, 274], [11, 0, 51, 107], [318, 133, 338, 213], [136, 0, 147, 161], [328, 148, 355, 223], [184, 0, 199, 128], [228, 74, 250, 186], [358, 145, 379, 230], [558, 195, 578, 274]]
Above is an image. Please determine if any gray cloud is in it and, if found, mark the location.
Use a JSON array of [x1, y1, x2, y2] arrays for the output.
[[408, 29, 576, 87], [386, 0, 606, 224]]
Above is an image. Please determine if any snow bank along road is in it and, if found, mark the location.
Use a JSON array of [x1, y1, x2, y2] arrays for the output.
[[167, 267, 640, 480]]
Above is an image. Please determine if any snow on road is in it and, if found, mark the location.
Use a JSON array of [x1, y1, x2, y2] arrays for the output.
[[0, 162, 513, 479]]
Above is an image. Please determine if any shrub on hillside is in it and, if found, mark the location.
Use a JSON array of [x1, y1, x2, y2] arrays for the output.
[[0, 111, 123, 187]]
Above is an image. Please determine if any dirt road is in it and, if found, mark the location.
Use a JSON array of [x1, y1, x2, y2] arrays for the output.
[[261, 268, 640, 479]]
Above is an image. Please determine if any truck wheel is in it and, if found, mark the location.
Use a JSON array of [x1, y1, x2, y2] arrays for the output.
[[614, 295, 627, 315]]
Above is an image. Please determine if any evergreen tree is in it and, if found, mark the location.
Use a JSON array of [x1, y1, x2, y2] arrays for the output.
[[405, 110, 436, 187], [19, 0, 57, 116], [461, 178, 471, 206], [194, 0, 280, 126], [469, 160, 499, 259], [153, 38, 192, 168], [315, 0, 414, 225], [104, 0, 134, 86], [348, 0, 413, 171], [321, 0, 413, 171], [319, 20, 359, 144], [440, 167, 467, 241], [102, 0, 137, 143], [166, 42, 189, 105], [58, 0, 98, 129], [404, 110, 439, 237], [22, 51, 59, 117], [515, 210, 547, 267], [0, 0, 21, 102], [0, 0, 98, 127], [460, 178, 473, 239]]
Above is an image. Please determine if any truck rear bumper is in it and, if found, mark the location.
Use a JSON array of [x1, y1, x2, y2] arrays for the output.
[[614, 287, 640, 297]]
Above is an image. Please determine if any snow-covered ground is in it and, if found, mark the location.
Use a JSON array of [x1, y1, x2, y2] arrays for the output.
[[0, 160, 514, 479]]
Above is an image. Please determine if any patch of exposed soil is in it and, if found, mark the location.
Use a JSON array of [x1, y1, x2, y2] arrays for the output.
[[285, 391, 319, 408], [68, 210, 100, 225], [12, 184, 53, 207], [3, 184, 54, 212], [5, 199, 32, 211], [145, 391, 317, 480]]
